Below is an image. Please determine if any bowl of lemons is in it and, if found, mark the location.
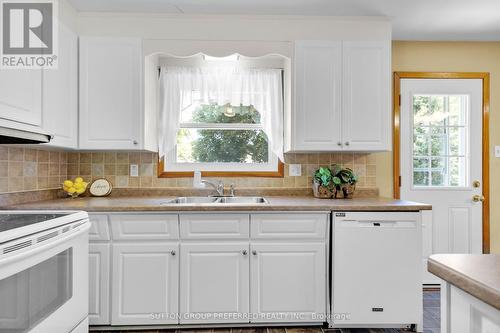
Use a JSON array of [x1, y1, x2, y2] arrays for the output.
[[63, 177, 88, 198]]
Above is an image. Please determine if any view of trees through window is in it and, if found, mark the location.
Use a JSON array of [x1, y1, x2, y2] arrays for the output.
[[412, 94, 468, 187], [176, 104, 269, 164]]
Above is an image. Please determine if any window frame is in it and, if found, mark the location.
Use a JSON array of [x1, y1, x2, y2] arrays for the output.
[[158, 108, 283, 178]]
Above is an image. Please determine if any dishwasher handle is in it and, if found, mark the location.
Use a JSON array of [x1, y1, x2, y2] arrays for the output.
[[339, 220, 416, 228]]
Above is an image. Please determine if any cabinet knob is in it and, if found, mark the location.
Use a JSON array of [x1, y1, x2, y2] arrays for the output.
[[345, 142, 350, 146], [170, 250, 176, 256], [133, 140, 138, 145], [337, 142, 342, 146], [242, 250, 248, 255], [252, 250, 257, 256]]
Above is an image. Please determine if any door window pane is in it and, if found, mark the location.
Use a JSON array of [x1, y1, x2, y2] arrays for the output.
[[412, 94, 469, 187]]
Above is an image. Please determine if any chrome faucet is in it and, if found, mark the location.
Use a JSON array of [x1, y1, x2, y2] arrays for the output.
[[201, 180, 225, 197]]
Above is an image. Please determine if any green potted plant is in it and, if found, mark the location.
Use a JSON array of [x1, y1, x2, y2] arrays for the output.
[[312, 167, 337, 198], [331, 164, 358, 199]]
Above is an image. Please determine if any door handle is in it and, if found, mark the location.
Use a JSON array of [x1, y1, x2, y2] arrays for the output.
[[472, 195, 485, 202]]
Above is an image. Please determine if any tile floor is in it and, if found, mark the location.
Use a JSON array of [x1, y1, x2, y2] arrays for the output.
[[92, 291, 440, 333]]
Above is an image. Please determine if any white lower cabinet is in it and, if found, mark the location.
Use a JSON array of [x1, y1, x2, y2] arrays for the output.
[[88, 244, 110, 325], [111, 243, 179, 325], [250, 243, 326, 322], [89, 212, 329, 327], [444, 282, 500, 333], [179, 243, 250, 324]]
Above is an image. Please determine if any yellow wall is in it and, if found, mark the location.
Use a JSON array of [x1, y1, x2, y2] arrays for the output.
[[382, 41, 500, 253]]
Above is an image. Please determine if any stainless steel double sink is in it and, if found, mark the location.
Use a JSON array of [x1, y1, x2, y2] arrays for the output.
[[162, 196, 268, 204]]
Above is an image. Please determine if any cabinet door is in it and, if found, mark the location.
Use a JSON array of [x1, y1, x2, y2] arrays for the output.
[[180, 243, 249, 324], [111, 243, 179, 325], [448, 285, 500, 333], [42, 24, 78, 148], [79, 37, 142, 149], [0, 69, 42, 129], [89, 243, 110, 325], [250, 243, 326, 322], [294, 41, 342, 151], [342, 41, 391, 151]]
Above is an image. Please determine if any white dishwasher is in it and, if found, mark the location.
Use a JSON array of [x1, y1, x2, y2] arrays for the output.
[[331, 212, 422, 331]]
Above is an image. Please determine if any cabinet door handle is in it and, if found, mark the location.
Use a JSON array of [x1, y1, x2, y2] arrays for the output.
[[252, 250, 257, 256], [170, 250, 176, 256], [242, 250, 248, 255]]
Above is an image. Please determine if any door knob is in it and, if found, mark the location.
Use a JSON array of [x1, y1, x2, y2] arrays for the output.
[[252, 250, 257, 256], [472, 180, 481, 188], [170, 250, 176, 256], [472, 195, 485, 202], [242, 250, 248, 255]]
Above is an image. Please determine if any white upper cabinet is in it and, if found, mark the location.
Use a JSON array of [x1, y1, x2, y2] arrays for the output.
[[79, 37, 147, 150], [293, 41, 342, 151], [292, 40, 391, 152], [0, 69, 42, 131], [342, 41, 391, 151], [42, 24, 78, 148]]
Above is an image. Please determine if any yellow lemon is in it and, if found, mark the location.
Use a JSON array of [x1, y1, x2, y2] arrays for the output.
[[76, 188, 85, 194], [63, 180, 73, 188], [67, 187, 76, 194], [82, 182, 88, 188], [74, 183, 83, 190], [63, 186, 70, 192], [74, 177, 83, 184]]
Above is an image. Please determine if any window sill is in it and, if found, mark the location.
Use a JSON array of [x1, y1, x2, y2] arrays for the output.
[[157, 160, 284, 178]]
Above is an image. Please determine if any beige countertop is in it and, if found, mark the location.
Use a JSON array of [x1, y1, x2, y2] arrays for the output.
[[428, 254, 500, 310], [3, 195, 431, 212]]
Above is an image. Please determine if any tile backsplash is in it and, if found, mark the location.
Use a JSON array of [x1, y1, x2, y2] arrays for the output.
[[0, 146, 68, 193], [63, 151, 378, 190], [0, 147, 378, 194]]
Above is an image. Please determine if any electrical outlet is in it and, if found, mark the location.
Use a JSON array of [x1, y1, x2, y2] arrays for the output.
[[289, 164, 302, 177], [496, 146, 500, 158], [130, 164, 139, 177]]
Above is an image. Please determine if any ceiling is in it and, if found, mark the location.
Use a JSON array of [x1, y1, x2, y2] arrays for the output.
[[68, 0, 500, 41]]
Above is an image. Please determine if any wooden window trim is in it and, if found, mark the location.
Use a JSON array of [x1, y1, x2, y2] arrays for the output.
[[393, 71, 490, 254], [157, 159, 284, 178]]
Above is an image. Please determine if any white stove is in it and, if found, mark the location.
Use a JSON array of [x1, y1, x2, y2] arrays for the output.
[[0, 211, 90, 333]]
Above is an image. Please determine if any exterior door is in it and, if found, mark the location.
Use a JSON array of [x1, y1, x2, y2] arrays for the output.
[[250, 243, 326, 323], [179, 243, 249, 324], [400, 79, 483, 277], [111, 243, 179, 325]]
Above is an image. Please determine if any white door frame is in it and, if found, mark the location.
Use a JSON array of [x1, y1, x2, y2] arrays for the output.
[[393, 72, 490, 254]]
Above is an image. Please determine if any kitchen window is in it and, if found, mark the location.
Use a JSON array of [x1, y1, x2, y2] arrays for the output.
[[158, 62, 284, 177]]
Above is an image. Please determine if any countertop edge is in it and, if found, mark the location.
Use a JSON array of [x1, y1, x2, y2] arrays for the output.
[[428, 257, 500, 311]]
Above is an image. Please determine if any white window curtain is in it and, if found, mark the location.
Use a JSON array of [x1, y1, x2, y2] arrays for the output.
[[158, 66, 284, 162]]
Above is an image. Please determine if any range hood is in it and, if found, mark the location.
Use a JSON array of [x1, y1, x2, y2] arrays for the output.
[[0, 127, 51, 144]]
